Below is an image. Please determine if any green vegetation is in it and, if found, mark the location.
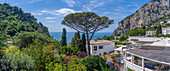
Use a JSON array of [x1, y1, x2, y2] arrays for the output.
[[62, 12, 114, 55], [127, 67, 134, 71], [68, 57, 87, 71], [61, 28, 67, 47], [71, 32, 81, 48], [150, 14, 170, 26], [115, 41, 131, 45], [0, 3, 49, 37], [81, 56, 106, 71], [81, 33, 86, 52], [0, 4, 115, 71], [57, 46, 79, 55], [127, 29, 146, 36], [22, 39, 54, 70], [130, 39, 139, 41], [119, 34, 128, 41], [102, 35, 114, 40], [71, 32, 87, 52], [13, 32, 52, 49]]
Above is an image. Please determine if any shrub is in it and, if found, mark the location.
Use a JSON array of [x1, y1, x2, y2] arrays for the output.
[[130, 39, 139, 41], [146, 35, 154, 37], [81, 56, 106, 71]]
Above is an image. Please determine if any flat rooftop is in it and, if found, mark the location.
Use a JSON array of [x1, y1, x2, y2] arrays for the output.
[[89, 40, 114, 45], [126, 46, 170, 65]]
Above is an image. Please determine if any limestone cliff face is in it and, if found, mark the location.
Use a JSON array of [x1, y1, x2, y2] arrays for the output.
[[113, 0, 170, 35]]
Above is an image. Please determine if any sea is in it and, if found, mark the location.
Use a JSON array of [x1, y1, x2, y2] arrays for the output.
[[50, 32, 113, 43]]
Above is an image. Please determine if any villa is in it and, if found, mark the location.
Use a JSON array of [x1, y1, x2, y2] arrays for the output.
[[124, 38, 170, 71], [86, 39, 115, 56], [162, 27, 170, 35], [145, 31, 155, 36]]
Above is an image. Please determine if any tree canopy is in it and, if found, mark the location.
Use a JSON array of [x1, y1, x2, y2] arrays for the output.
[[13, 32, 52, 49], [0, 3, 49, 37], [62, 12, 114, 55]]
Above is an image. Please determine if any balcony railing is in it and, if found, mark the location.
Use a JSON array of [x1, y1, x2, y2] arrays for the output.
[[125, 60, 153, 71]]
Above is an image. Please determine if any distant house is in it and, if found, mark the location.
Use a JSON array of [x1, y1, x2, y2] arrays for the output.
[[86, 39, 115, 56], [160, 21, 164, 24], [167, 20, 170, 24], [4, 41, 13, 46], [145, 31, 155, 36], [162, 27, 170, 35]]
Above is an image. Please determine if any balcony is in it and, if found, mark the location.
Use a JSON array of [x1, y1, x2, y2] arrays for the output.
[[125, 59, 152, 71]]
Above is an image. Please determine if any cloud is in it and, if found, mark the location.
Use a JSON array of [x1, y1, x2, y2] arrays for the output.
[[45, 17, 57, 20], [82, 0, 104, 11], [31, 12, 43, 15], [32, 8, 81, 16], [55, 8, 82, 16], [102, 12, 110, 14], [41, 10, 59, 15], [63, 0, 76, 7], [28, 0, 43, 4], [46, 21, 56, 23]]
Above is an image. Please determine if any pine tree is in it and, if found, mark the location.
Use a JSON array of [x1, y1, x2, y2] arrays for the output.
[[61, 28, 67, 47]]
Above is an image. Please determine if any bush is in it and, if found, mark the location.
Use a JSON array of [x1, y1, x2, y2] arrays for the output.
[[81, 56, 106, 71], [146, 35, 154, 37], [158, 33, 164, 37], [115, 45, 119, 48], [102, 35, 114, 40], [57, 46, 79, 55], [119, 35, 128, 41], [96, 38, 102, 40], [130, 39, 139, 41], [165, 34, 170, 37]]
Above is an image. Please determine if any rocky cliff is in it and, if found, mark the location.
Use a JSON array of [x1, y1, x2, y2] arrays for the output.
[[113, 0, 170, 35]]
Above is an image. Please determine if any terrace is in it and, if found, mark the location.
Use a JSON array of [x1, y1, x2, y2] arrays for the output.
[[124, 46, 170, 71]]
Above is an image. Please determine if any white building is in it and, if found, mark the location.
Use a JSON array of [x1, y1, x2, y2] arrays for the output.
[[124, 38, 170, 71], [162, 27, 170, 35], [145, 31, 155, 36], [86, 39, 115, 56]]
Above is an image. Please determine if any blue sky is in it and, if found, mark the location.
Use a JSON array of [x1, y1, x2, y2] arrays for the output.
[[0, 0, 151, 32]]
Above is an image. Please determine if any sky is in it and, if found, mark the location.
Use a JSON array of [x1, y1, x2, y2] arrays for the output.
[[0, 0, 151, 32]]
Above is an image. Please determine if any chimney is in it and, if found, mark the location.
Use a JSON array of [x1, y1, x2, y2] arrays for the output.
[[94, 38, 98, 41]]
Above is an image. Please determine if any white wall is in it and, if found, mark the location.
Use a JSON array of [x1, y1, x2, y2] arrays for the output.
[[129, 36, 163, 42], [86, 43, 115, 56], [125, 61, 143, 71], [162, 28, 170, 35]]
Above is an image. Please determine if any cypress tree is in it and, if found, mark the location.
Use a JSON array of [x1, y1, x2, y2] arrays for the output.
[[71, 33, 77, 47], [61, 28, 67, 47], [80, 33, 86, 52]]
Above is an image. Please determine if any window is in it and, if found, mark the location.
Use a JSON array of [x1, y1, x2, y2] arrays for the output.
[[99, 46, 103, 49], [94, 46, 97, 51], [99, 53, 101, 56], [104, 52, 107, 55]]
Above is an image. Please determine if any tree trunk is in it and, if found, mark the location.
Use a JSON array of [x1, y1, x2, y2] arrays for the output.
[[86, 32, 91, 56]]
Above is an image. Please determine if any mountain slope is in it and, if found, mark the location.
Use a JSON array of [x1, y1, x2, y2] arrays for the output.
[[113, 0, 170, 35], [0, 3, 49, 37]]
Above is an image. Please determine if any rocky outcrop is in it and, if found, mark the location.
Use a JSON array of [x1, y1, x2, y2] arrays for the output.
[[113, 0, 170, 35]]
